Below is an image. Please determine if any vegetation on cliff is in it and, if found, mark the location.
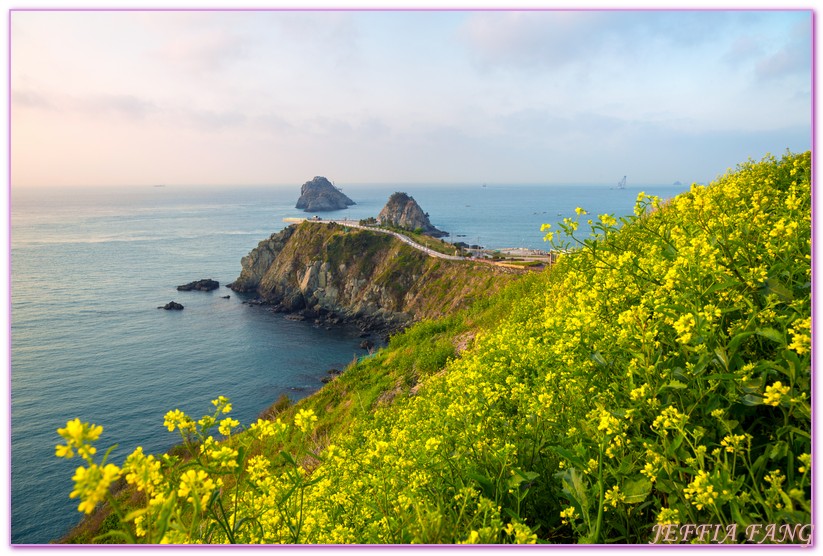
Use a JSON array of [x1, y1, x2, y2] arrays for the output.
[[230, 221, 515, 330], [377, 192, 448, 238], [56, 152, 810, 544]]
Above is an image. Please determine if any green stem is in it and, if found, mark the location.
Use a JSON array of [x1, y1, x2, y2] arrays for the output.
[[593, 437, 606, 544]]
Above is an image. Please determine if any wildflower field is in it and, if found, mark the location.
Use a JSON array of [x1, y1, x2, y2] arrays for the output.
[[56, 151, 811, 544]]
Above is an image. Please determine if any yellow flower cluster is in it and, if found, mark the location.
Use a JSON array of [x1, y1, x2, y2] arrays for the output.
[[683, 471, 718, 510], [763, 381, 790, 406], [53, 152, 811, 544], [294, 409, 318, 434], [55, 418, 102, 460], [70, 463, 121, 514]]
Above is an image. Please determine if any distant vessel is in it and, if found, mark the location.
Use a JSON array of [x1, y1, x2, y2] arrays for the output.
[[616, 176, 627, 190], [153, 184, 166, 188]]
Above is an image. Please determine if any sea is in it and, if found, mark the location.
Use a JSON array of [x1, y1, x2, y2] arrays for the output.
[[10, 181, 687, 544]]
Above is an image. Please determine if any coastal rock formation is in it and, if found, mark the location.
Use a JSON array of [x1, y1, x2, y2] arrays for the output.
[[229, 221, 513, 333], [228, 226, 297, 293], [377, 192, 448, 238], [177, 279, 219, 292], [295, 176, 356, 212], [159, 301, 184, 310]]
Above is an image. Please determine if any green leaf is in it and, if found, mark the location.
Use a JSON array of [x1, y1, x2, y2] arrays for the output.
[[704, 278, 739, 295], [740, 394, 763, 406], [550, 445, 587, 471], [591, 351, 607, 367], [759, 278, 794, 302], [279, 450, 297, 466], [664, 434, 685, 458], [622, 477, 652, 504], [776, 425, 811, 440], [728, 330, 756, 353], [713, 347, 729, 370], [468, 472, 495, 499], [769, 441, 788, 460], [555, 468, 589, 514], [94, 530, 136, 544], [122, 508, 148, 523], [755, 327, 786, 345]]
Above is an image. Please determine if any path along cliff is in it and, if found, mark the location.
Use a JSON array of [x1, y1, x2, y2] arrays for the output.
[[228, 221, 518, 333]]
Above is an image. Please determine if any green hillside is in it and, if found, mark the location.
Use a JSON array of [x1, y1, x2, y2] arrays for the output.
[[57, 151, 811, 544]]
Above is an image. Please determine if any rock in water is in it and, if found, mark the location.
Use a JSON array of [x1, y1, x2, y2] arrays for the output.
[[159, 301, 184, 310], [377, 192, 448, 237], [177, 279, 220, 291], [295, 176, 356, 212]]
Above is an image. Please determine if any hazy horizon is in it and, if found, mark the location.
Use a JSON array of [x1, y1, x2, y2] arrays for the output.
[[11, 9, 811, 189]]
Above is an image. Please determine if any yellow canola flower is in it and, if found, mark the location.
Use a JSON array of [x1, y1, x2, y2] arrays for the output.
[[178, 469, 216, 509], [123, 446, 162, 494], [70, 463, 121, 514], [656, 507, 681, 525], [163, 409, 194, 433], [788, 317, 811, 355], [683, 471, 718, 510], [56, 419, 103, 460], [294, 408, 318, 434], [763, 381, 791, 407], [218, 417, 240, 436]]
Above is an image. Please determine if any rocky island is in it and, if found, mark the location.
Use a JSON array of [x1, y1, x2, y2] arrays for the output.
[[377, 192, 448, 238], [177, 279, 220, 291], [295, 176, 356, 212]]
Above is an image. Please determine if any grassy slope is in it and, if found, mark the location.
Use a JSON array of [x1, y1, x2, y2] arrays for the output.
[[61, 152, 811, 544], [241, 152, 811, 544]]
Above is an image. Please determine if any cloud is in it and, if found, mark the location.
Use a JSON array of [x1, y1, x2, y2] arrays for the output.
[[81, 94, 160, 119], [723, 36, 764, 65], [458, 11, 615, 70], [11, 89, 55, 110], [154, 29, 250, 74], [457, 11, 749, 72], [12, 86, 262, 133], [754, 30, 811, 81]]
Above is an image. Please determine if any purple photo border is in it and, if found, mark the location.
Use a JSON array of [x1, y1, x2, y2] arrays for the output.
[[4, 4, 817, 551]]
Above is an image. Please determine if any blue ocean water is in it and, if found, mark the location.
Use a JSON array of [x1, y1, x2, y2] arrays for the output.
[[10, 181, 686, 544]]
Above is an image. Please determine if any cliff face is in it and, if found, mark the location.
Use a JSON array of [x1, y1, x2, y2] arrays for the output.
[[229, 222, 512, 331], [377, 192, 447, 238], [295, 176, 356, 212], [229, 225, 297, 293]]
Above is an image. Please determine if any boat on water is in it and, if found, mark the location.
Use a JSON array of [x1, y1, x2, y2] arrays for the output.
[[611, 176, 627, 190]]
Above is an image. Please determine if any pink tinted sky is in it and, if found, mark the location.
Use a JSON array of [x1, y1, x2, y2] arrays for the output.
[[9, 5, 813, 188]]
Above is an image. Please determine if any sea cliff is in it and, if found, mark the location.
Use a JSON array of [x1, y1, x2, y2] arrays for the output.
[[229, 221, 513, 333]]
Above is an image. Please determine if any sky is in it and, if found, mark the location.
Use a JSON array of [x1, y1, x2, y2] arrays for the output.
[[9, 7, 813, 188]]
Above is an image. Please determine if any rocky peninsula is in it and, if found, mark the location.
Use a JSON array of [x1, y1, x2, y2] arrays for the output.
[[295, 176, 356, 212], [228, 221, 513, 334], [377, 192, 448, 238]]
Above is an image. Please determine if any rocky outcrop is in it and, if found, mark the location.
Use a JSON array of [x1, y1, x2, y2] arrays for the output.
[[158, 301, 184, 310], [177, 279, 219, 292], [227, 225, 297, 293], [229, 221, 513, 333], [377, 192, 448, 237], [295, 176, 356, 212]]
